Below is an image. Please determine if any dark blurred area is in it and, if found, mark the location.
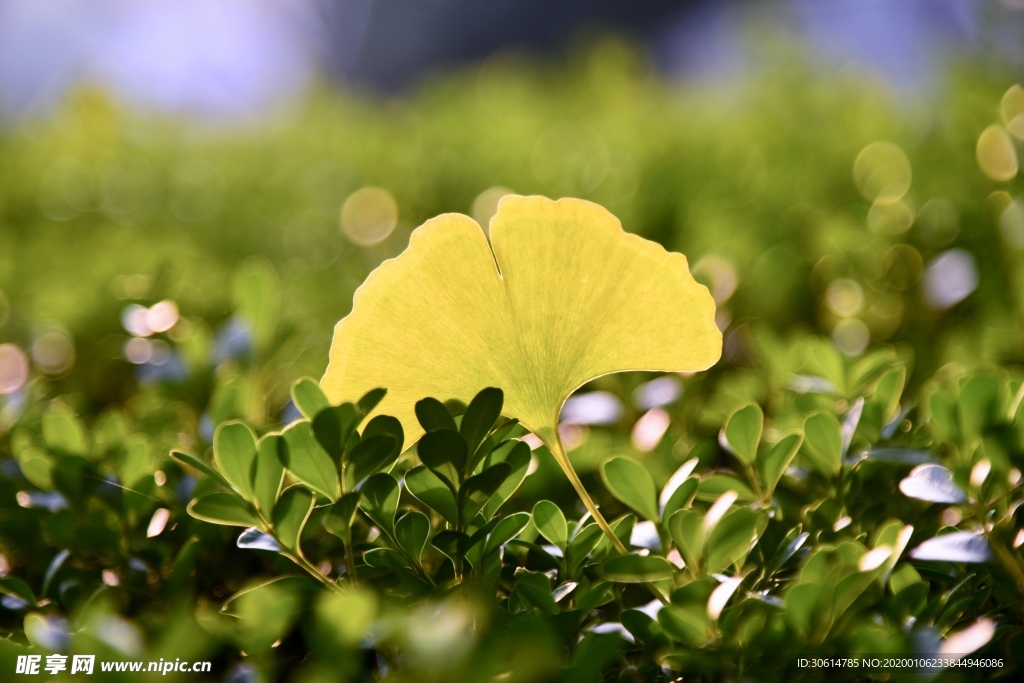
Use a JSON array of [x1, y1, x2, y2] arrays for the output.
[[1, 0, 1022, 119]]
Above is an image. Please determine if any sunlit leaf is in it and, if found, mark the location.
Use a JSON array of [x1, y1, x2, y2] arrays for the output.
[[757, 432, 802, 494], [280, 420, 339, 501], [321, 196, 720, 544], [533, 500, 568, 549], [405, 465, 458, 526], [272, 487, 315, 553], [601, 456, 660, 523], [909, 531, 990, 563], [237, 528, 282, 552], [187, 491, 261, 528], [253, 434, 285, 518], [720, 404, 762, 466], [291, 377, 330, 421], [213, 421, 258, 501], [899, 464, 967, 504], [801, 411, 842, 476]]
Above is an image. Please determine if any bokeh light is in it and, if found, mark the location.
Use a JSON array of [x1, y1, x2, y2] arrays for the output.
[[340, 187, 399, 246], [999, 198, 1024, 248], [0, 344, 30, 395], [853, 142, 912, 202], [631, 407, 670, 452], [867, 198, 914, 234], [470, 186, 514, 230], [692, 255, 738, 304], [923, 249, 978, 309], [976, 124, 1018, 182], [560, 391, 622, 425], [30, 326, 75, 376], [1001, 84, 1024, 140], [632, 375, 682, 410], [832, 318, 870, 356], [825, 278, 865, 318]]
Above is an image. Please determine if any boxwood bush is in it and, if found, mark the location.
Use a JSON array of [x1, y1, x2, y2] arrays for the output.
[[1, 42, 1023, 681]]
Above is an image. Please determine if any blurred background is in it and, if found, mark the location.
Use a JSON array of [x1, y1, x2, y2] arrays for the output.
[[1, 0, 1024, 432]]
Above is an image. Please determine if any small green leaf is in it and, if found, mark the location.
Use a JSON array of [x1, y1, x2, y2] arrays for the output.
[[668, 509, 703, 571], [661, 478, 698, 522], [171, 450, 232, 490], [315, 588, 378, 648], [414, 397, 457, 433], [346, 435, 398, 491], [432, 530, 470, 564], [601, 456, 660, 522], [756, 432, 802, 494], [357, 387, 387, 415], [460, 387, 504, 457], [705, 508, 762, 574], [42, 402, 87, 456], [281, 421, 339, 501], [360, 473, 400, 538], [291, 378, 330, 421], [460, 463, 511, 523], [566, 523, 604, 575], [659, 603, 709, 647], [15, 447, 55, 490], [188, 491, 261, 527], [214, 421, 258, 501], [872, 366, 906, 420], [405, 466, 459, 526], [253, 434, 285, 518], [395, 511, 431, 566], [695, 474, 756, 502], [532, 500, 568, 549], [346, 414, 403, 488], [324, 492, 361, 542], [417, 429, 467, 491], [272, 487, 315, 553], [0, 578, 37, 607], [484, 511, 532, 556], [510, 571, 557, 616], [363, 547, 411, 570], [801, 411, 842, 476], [480, 441, 532, 520], [312, 404, 360, 463], [720, 403, 763, 466], [621, 609, 669, 648], [600, 555, 675, 582]]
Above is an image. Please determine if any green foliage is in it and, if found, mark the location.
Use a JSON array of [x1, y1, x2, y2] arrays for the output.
[[2, 42, 1024, 681]]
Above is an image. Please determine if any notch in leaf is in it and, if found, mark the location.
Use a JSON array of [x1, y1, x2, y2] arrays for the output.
[[321, 196, 721, 552]]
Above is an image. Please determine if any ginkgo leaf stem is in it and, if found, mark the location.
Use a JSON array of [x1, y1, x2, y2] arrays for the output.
[[543, 430, 629, 555], [543, 427, 669, 605]]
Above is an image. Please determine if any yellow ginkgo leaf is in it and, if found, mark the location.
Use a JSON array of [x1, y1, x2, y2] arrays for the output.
[[322, 195, 721, 550]]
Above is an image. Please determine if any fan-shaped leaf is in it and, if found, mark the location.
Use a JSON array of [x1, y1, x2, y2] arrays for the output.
[[320, 197, 720, 546]]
